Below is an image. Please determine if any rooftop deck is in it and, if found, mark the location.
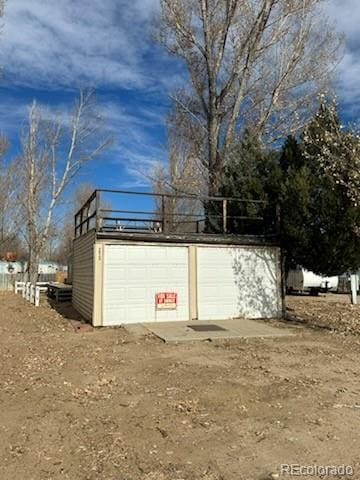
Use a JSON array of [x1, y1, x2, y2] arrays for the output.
[[74, 189, 280, 245]]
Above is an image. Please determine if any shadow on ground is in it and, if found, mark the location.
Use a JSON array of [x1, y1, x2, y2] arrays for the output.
[[46, 296, 92, 323]]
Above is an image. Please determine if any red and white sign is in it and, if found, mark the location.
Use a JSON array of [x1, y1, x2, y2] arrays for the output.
[[155, 292, 178, 310]]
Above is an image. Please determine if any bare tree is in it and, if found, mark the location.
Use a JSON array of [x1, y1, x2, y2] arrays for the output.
[[157, 0, 342, 193], [19, 90, 111, 282], [54, 183, 96, 264], [0, 137, 22, 253], [0, 1, 24, 255], [151, 101, 208, 232], [155, 102, 207, 194]]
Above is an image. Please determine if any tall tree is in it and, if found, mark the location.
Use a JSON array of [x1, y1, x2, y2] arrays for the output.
[[19, 90, 111, 283], [298, 101, 360, 274], [158, 0, 342, 193], [0, 137, 22, 253], [303, 97, 360, 207], [206, 131, 281, 234], [283, 139, 360, 275], [151, 102, 207, 232], [214, 125, 360, 276], [54, 183, 96, 264]]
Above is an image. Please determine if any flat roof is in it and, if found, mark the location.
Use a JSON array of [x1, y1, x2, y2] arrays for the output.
[[95, 230, 280, 247]]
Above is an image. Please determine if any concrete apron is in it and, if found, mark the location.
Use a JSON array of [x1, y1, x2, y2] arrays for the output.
[[142, 318, 295, 343]]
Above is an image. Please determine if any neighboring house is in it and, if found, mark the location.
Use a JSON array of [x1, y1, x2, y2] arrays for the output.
[[0, 261, 26, 274], [0, 261, 67, 275], [38, 262, 67, 274]]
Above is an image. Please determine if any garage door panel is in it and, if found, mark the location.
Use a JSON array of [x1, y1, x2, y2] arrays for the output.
[[105, 306, 127, 326], [105, 287, 126, 303], [197, 246, 280, 320], [169, 268, 188, 282], [106, 250, 126, 263], [127, 286, 148, 302], [103, 245, 189, 325], [126, 247, 147, 262], [128, 267, 147, 281], [106, 265, 126, 274], [127, 305, 150, 322], [151, 266, 173, 282]]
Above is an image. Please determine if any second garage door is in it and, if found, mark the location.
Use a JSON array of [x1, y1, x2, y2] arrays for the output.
[[103, 245, 189, 325], [197, 246, 281, 320]]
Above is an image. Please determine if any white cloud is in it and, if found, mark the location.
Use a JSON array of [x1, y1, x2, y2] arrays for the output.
[[0, 90, 167, 190], [0, 0, 172, 90], [325, 0, 360, 113], [3, 1, 359, 108], [6, 0, 360, 188], [0, 0, 181, 189], [100, 100, 167, 186], [326, 0, 360, 45]]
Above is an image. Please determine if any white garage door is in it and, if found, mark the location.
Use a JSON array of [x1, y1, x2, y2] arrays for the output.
[[197, 246, 281, 320], [103, 245, 189, 325]]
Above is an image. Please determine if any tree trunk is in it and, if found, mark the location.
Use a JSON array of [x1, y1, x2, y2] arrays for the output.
[[27, 242, 39, 284], [208, 129, 223, 197]]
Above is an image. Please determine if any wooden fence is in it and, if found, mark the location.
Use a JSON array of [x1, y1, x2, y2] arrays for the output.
[[0, 273, 57, 291]]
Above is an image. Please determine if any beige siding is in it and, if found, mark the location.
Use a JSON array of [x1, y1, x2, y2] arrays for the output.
[[72, 231, 95, 321]]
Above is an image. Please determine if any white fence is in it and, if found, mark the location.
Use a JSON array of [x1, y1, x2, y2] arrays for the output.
[[0, 273, 56, 291], [15, 281, 49, 307]]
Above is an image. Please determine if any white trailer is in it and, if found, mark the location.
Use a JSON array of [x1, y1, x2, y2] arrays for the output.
[[286, 267, 339, 294]]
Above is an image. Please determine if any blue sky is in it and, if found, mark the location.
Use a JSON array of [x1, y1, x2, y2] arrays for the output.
[[0, 0, 359, 194]]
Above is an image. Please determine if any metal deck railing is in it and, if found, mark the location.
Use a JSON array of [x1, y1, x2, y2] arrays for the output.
[[74, 189, 279, 239]]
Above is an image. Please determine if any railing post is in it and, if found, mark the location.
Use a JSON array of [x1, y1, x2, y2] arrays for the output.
[[222, 199, 228, 234], [86, 200, 90, 233], [80, 208, 83, 236], [161, 195, 166, 233], [350, 274, 358, 305], [95, 190, 101, 232], [35, 287, 40, 307], [74, 213, 78, 238], [26, 282, 31, 301], [30, 284, 35, 304]]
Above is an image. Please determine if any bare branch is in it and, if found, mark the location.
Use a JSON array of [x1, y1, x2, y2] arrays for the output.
[[158, 0, 343, 193], [18, 90, 111, 281]]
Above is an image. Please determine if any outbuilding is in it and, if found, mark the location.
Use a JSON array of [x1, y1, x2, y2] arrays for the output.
[[72, 190, 284, 326]]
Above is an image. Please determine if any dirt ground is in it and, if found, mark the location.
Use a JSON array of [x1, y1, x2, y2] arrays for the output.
[[1, 292, 360, 480], [287, 293, 360, 335]]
